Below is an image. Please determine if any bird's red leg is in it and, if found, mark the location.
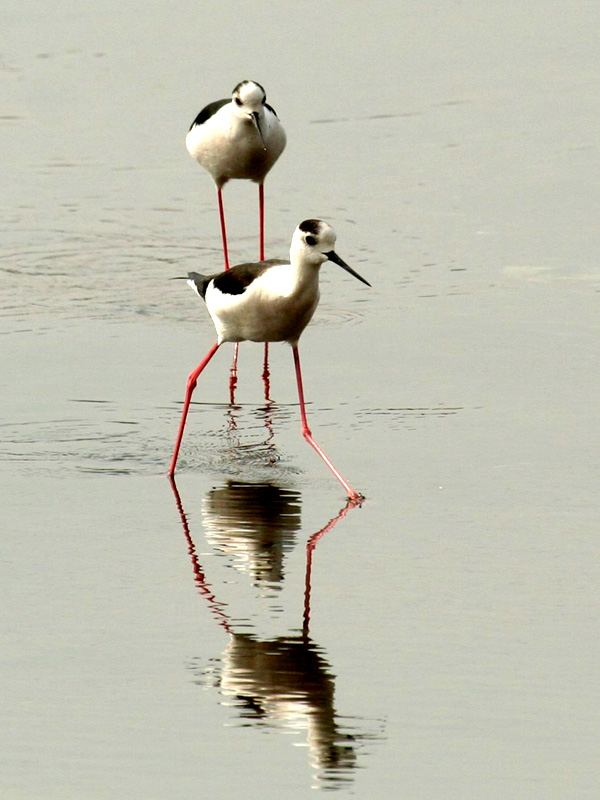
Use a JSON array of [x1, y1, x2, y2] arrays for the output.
[[258, 183, 265, 261], [229, 346, 238, 405], [216, 186, 239, 396], [262, 342, 271, 402], [292, 345, 363, 502], [216, 187, 230, 271], [259, 183, 270, 398], [169, 341, 220, 476]]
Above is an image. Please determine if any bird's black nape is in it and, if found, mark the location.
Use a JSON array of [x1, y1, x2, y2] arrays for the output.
[[299, 219, 322, 236]]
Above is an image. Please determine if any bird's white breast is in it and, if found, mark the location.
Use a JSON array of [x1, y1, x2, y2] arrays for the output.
[[186, 105, 286, 186], [206, 263, 320, 345]]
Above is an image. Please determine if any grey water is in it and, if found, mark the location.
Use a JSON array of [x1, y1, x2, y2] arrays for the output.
[[2, 1, 600, 797]]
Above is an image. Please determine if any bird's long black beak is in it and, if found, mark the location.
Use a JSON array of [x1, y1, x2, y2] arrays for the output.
[[325, 251, 371, 287], [250, 112, 267, 151]]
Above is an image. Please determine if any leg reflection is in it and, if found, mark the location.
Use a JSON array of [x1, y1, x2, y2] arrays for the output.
[[169, 477, 383, 790]]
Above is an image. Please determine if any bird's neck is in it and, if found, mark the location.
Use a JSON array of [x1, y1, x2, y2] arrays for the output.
[[288, 253, 321, 290]]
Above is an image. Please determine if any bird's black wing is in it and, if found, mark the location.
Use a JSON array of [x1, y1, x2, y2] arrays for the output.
[[264, 103, 279, 118], [189, 98, 229, 130], [213, 260, 288, 296]]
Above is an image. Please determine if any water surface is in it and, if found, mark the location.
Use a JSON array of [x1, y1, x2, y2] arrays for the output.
[[3, 1, 600, 797]]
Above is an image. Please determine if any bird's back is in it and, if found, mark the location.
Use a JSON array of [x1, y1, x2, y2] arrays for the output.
[[188, 98, 229, 131], [205, 259, 320, 345], [186, 260, 287, 302]]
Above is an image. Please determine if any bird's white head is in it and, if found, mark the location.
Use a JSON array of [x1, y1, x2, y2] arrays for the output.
[[231, 80, 267, 114], [231, 80, 268, 146], [291, 220, 371, 286], [292, 219, 337, 265]]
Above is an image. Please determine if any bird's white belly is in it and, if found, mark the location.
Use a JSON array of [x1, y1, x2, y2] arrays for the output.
[[186, 116, 285, 184], [207, 280, 319, 345]]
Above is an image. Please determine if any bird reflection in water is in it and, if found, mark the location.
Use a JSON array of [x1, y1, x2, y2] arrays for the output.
[[202, 480, 300, 590], [170, 478, 383, 790]]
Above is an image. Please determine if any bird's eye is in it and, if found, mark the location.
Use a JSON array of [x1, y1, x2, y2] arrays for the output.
[[305, 235, 317, 246], [234, 97, 242, 106]]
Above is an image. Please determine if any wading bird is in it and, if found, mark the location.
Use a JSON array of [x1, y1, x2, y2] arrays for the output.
[[169, 219, 370, 501], [186, 80, 286, 392], [186, 79, 286, 269]]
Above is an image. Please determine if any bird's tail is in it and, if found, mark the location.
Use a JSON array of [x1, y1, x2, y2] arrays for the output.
[[171, 271, 211, 300]]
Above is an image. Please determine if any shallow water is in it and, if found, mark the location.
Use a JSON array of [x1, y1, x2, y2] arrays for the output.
[[3, 1, 600, 797]]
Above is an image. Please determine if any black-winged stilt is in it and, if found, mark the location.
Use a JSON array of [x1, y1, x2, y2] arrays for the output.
[[168, 219, 371, 501], [186, 80, 286, 269]]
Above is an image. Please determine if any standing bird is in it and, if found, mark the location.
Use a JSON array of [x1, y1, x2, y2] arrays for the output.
[[186, 80, 286, 270], [168, 219, 371, 502], [186, 80, 286, 396]]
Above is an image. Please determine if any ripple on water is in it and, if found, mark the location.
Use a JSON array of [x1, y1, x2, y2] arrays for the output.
[[0, 226, 224, 326], [353, 405, 464, 431], [312, 304, 366, 327], [179, 403, 303, 479], [0, 400, 307, 480]]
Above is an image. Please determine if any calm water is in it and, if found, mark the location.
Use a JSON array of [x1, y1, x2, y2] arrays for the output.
[[3, 1, 600, 797]]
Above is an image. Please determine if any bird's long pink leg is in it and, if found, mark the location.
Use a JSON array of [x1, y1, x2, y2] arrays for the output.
[[217, 186, 239, 395], [169, 341, 220, 476], [229, 353, 238, 405], [262, 342, 271, 402], [258, 183, 265, 261], [216, 187, 230, 271], [230, 344, 239, 404], [259, 183, 270, 398], [292, 344, 363, 502]]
